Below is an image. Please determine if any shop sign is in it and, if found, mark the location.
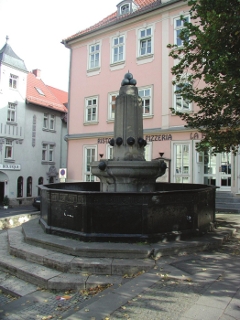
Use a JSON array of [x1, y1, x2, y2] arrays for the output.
[[145, 134, 172, 142], [0, 164, 21, 170], [97, 138, 112, 144]]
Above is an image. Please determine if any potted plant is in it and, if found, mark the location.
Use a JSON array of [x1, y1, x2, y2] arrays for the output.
[[3, 195, 9, 209]]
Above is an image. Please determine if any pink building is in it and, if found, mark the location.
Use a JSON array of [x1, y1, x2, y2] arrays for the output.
[[63, 0, 240, 209]]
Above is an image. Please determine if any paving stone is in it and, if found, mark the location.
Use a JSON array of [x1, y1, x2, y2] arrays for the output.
[[111, 258, 155, 275]]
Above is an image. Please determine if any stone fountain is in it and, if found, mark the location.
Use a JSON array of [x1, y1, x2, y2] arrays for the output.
[[39, 73, 216, 242]]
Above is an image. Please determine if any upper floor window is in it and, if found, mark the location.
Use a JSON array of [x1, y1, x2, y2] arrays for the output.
[[42, 143, 55, 163], [174, 16, 190, 46], [139, 86, 152, 116], [138, 27, 153, 57], [112, 35, 125, 64], [43, 113, 55, 131], [120, 4, 130, 15], [108, 92, 117, 120], [173, 84, 191, 112], [85, 96, 98, 123], [35, 87, 45, 95], [89, 43, 100, 69], [5, 140, 13, 159], [7, 103, 17, 122], [9, 74, 18, 89]]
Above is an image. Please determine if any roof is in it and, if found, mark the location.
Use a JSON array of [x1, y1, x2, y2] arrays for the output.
[[26, 72, 68, 113], [0, 38, 28, 72], [47, 85, 68, 106], [64, 0, 178, 43]]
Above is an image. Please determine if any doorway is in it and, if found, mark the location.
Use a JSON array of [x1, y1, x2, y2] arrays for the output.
[[203, 151, 231, 191]]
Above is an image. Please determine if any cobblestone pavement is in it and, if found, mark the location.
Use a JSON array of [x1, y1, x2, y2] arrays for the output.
[[0, 213, 239, 320], [0, 289, 93, 320], [110, 279, 208, 320]]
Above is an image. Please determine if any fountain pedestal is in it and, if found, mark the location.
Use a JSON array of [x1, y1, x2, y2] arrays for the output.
[[91, 74, 166, 192]]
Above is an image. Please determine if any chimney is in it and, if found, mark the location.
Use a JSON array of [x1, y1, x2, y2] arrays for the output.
[[32, 69, 41, 79]]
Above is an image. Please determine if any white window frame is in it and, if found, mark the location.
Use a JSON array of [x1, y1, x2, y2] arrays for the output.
[[85, 96, 98, 124], [42, 143, 55, 163], [108, 92, 118, 121], [88, 43, 100, 70], [106, 145, 113, 160], [173, 84, 191, 112], [84, 146, 97, 182], [172, 142, 192, 183], [138, 26, 154, 58], [5, 140, 13, 159], [9, 74, 18, 89], [174, 15, 190, 47], [7, 102, 17, 122], [144, 142, 152, 161], [111, 35, 125, 64], [139, 86, 153, 116], [43, 113, 55, 131], [120, 3, 130, 15]]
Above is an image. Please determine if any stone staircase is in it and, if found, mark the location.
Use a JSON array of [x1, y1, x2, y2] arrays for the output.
[[216, 192, 240, 213], [0, 217, 235, 296]]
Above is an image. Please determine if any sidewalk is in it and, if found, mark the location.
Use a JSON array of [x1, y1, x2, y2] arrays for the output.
[[0, 213, 239, 320]]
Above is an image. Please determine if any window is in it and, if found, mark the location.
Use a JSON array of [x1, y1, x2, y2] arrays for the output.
[[138, 27, 153, 57], [112, 35, 125, 64], [144, 142, 152, 161], [107, 145, 113, 160], [89, 43, 100, 69], [9, 74, 18, 89], [17, 176, 23, 197], [7, 103, 17, 122], [35, 87, 45, 95], [27, 177, 32, 197], [84, 147, 96, 181], [42, 143, 55, 163], [120, 4, 130, 15], [5, 140, 13, 159], [174, 84, 191, 112], [174, 143, 191, 183], [139, 87, 152, 116], [108, 92, 117, 120], [43, 113, 55, 130], [85, 97, 98, 123], [174, 16, 189, 46]]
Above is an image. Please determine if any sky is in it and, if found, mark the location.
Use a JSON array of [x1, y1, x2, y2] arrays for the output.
[[0, 0, 119, 91]]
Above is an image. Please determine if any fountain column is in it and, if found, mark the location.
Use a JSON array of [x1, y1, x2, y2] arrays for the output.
[[91, 73, 167, 192]]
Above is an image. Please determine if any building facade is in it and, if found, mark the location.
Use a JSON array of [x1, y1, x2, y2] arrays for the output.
[[0, 38, 68, 206], [63, 0, 240, 196]]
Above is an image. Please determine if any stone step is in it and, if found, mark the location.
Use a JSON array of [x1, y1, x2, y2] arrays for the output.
[[23, 219, 153, 259], [0, 270, 38, 297], [0, 230, 134, 291], [8, 226, 155, 276], [0, 218, 235, 292]]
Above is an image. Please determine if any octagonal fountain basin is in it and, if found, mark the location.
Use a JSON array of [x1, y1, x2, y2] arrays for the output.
[[39, 182, 216, 242]]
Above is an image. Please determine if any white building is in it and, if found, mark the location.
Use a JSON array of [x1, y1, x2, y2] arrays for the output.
[[0, 37, 68, 206]]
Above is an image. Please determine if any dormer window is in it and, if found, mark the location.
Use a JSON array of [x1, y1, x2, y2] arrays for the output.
[[35, 87, 45, 96], [121, 4, 130, 15], [117, 1, 138, 17]]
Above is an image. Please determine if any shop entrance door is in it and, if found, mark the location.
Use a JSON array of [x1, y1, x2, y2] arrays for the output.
[[203, 151, 231, 191]]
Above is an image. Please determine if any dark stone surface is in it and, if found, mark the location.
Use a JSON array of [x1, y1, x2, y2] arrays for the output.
[[39, 182, 216, 242]]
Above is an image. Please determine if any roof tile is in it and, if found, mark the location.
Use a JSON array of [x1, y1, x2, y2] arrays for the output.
[[27, 73, 68, 113], [64, 0, 162, 42]]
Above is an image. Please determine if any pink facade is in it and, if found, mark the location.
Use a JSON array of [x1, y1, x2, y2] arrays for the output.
[[64, 0, 240, 195]]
